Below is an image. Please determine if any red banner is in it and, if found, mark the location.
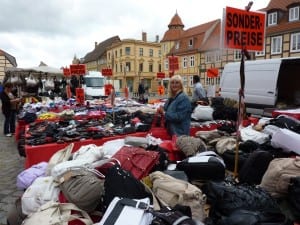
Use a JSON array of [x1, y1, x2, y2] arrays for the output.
[[63, 68, 71, 76], [75, 88, 85, 104], [168, 56, 179, 71], [156, 72, 165, 79], [70, 64, 86, 75], [207, 68, 219, 78], [102, 68, 113, 76], [224, 6, 266, 51]]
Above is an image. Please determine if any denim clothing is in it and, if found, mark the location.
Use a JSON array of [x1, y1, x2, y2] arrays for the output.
[[164, 92, 192, 136], [4, 110, 16, 134]]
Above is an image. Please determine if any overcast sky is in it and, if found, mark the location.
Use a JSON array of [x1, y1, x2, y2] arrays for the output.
[[0, 0, 269, 69]]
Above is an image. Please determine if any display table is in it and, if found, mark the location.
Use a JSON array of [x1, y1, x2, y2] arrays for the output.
[[24, 132, 147, 168], [272, 108, 300, 120]]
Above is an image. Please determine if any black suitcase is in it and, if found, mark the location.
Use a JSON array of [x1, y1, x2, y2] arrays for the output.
[[176, 151, 225, 181], [238, 150, 274, 185]]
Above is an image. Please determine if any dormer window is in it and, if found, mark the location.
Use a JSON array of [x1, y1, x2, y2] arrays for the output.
[[268, 12, 277, 26], [189, 39, 193, 47], [175, 41, 180, 50], [289, 6, 299, 21]]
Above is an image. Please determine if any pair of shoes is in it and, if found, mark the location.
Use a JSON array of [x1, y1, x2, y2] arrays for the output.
[[5, 133, 12, 137]]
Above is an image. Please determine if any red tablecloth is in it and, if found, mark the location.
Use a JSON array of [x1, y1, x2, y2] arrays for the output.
[[24, 132, 147, 168], [272, 108, 300, 120]]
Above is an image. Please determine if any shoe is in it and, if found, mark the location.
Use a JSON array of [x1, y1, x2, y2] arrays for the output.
[[5, 133, 12, 137]]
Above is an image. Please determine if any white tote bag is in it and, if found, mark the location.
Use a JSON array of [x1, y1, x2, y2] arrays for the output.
[[95, 197, 152, 225], [21, 176, 60, 215]]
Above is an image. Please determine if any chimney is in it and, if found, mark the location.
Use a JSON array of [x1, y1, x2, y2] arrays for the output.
[[155, 35, 159, 43], [142, 32, 147, 42], [95, 42, 98, 48]]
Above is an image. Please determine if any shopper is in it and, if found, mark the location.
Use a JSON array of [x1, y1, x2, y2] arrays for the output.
[[158, 75, 192, 136], [191, 75, 208, 109], [0, 82, 21, 137]]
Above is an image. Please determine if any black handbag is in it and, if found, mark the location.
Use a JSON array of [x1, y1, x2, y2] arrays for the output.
[[103, 164, 152, 210]]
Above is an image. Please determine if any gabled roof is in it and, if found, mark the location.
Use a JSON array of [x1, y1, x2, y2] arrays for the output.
[[264, 0, 298, 11], [0, 49, 17, 67], [82, 36, 121, 63], [168, 19, 220, 55]]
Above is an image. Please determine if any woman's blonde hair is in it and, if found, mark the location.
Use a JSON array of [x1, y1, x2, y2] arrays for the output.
[[168, 75, 184, 97]]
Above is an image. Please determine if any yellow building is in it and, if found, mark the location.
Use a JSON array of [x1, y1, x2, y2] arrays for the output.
[[106, 32, 161, 94]]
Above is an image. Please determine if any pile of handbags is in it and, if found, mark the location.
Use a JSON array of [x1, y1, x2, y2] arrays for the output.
[[8, 113, 300, 225]]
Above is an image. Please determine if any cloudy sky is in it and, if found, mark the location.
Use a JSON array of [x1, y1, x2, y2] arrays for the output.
[[0, 0, 269, 69]]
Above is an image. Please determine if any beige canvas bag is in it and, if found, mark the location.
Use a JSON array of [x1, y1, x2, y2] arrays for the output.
[[22, 201, 93, 225], [259, 157, 300, 198], [149, 171, 207, 222]]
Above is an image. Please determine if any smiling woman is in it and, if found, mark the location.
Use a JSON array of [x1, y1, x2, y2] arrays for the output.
[[158, 75, 192, 136]]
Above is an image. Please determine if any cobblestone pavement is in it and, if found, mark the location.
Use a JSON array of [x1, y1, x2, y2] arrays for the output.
[[0, 112, 25, 225]]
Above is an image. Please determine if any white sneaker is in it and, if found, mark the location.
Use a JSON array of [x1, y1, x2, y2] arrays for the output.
[[5, 133, 12, 137]]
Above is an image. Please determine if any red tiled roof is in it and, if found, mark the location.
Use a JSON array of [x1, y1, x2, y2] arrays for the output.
[[167, 19, 220, 55], [168, 12, 184, 28], [264, 0, 299, 11], [267, 20, 300, 34]]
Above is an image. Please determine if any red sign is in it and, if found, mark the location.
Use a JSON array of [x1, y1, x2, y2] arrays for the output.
[[102, 68, 113, 76], [169, 71, 174, 77], [70, 64, 86, 75], [207, 68, 219, 78], [157, 72, 165, 79], [75, 88, 85, 105], [223, 6, 266, 51], [63, 68, 71, 76], [168, 56, 179, 71]]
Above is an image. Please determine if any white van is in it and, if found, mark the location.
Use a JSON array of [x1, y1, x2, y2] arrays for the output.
[[82, 71, 106, 99], [219, 57, 300, 116]]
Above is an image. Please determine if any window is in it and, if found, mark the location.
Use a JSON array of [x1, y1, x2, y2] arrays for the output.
[[125, 62, 131, 71], [289, 7, 299, 21], [125, 47, 130, 55], [189, 56, 195, 67], [189, 39, 193, 47], [139, 48, 143, 56], [271, 36, 282, 54], [234, 50, 242, 61], [183, 57, 188, 68], [149, 64, 153, 72], [158, 64, 162, 72], [115, 50, 118, 58], [115, 64, 118, 72], [120, 49, 122, 57], [139, 63, 143, 72], [158, 50, 161, 57], [175, 41, 180, 50], [255, 50, 265, 56], [164, 59, 169, 70], [215, 51, 221, 62], [205, 52, 214, 63], [149, 49, 153, 57], [268, 12, 277, 26], [291, 33, 300, 52]]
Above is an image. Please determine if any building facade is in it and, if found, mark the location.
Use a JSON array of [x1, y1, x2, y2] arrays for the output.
[[0, 49, 17, 81], [82, 36, 121, 72], [256, 0, 300, 59], [106, 33, 161, 94]]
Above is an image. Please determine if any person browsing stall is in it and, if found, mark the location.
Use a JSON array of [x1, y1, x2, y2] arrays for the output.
[[158, 75, 192, 136], [0, 82, 21, 137], [191, 75, 207, 109]]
